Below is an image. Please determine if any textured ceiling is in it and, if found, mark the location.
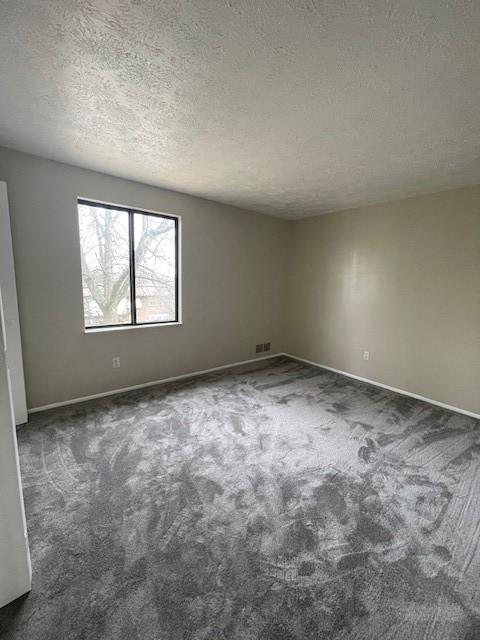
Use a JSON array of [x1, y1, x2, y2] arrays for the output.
[[0, 1, 479, 219]]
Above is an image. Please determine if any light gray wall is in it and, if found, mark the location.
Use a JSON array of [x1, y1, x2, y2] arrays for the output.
[[0, 147, 290, 409], [287, 186, 480, 415]]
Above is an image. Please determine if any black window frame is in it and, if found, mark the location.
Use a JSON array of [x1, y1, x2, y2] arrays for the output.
[[78, 198, 180, 329]]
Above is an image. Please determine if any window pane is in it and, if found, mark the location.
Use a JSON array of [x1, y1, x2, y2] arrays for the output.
[[134, 213, 176, 323], [78, 203, 131, 327]]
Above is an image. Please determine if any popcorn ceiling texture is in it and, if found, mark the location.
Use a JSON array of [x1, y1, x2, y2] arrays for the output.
[[0, 1, 479, 218]]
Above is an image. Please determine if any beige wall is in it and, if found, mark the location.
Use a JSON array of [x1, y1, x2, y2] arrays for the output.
[[0, 147, 290, 408], [1, 146, 478, 415], [287, 186, 480, 415]]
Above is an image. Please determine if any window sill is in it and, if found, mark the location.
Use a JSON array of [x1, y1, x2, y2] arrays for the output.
[[84, 321, 182, 334]]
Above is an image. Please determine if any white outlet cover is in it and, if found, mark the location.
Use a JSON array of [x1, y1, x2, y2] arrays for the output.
[[363, 351, 369, 361]]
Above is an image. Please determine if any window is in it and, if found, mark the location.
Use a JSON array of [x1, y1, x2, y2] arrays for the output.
[[78, 199, 179, 329]]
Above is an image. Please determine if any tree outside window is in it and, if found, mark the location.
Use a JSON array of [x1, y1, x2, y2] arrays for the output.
[[78, 201, 178, 328]]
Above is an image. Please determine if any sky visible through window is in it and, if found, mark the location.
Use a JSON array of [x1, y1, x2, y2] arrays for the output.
[[78, 202, 177, 327]]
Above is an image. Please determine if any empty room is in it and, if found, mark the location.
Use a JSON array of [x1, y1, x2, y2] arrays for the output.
[[0, 2, 479, 639]]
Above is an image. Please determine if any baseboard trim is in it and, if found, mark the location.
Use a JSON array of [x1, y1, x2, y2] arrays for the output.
[[283, 353, 480, 420], [28, 353, 283, 414], [28, 351, 479, 420]]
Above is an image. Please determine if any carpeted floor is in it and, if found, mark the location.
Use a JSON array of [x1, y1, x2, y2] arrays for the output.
[[1, 355, 479, 640]]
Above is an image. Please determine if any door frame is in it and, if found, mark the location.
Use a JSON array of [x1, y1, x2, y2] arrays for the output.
[[0, 182, 27, 424]]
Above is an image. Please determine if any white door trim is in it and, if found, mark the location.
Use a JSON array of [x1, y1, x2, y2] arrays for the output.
[[0, 182, 27, 424], [0, 286, 31, 607]]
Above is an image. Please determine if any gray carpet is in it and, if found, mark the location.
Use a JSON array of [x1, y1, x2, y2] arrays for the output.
[[1, 356, 479, 640]]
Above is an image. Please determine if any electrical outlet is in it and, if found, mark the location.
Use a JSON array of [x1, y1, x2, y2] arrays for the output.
[[263, 342, 271, 352], [363, 351, 369, 361], [255, 344, 264, 354], [112, 356, 121, 369]]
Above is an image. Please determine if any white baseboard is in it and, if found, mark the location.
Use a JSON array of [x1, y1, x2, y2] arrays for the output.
[[28, 353, 282, 414], [284, 353, 480, 420], [28, 351, 479, 420]]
